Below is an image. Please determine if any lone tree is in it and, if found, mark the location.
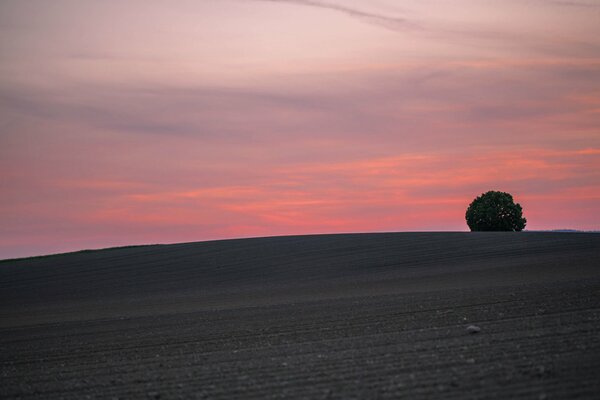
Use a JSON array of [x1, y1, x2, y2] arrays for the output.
[[466, 191, 526, 231]]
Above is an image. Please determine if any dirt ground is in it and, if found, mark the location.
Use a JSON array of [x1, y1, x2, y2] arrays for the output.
[[1, 232, 599, 399]]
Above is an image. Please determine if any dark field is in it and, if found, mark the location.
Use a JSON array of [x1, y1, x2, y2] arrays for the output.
[[1, 232, 599, 399]]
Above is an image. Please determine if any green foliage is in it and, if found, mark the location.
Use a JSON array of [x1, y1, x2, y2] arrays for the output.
[[466, 191, 527, 232]]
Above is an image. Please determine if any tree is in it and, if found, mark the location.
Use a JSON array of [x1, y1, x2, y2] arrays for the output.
[[466, 191, 526, 231]]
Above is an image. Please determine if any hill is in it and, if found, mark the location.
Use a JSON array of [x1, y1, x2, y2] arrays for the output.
[[1, 232, 599, 398]]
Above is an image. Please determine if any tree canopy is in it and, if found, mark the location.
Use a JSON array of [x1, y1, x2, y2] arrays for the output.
[[466, 191, 526, 232]]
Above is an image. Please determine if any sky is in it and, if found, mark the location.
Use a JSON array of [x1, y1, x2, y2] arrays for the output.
[[1, 0, 599, 259]]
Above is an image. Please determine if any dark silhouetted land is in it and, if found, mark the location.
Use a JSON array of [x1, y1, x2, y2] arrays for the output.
[[1, 232, 599, 398]]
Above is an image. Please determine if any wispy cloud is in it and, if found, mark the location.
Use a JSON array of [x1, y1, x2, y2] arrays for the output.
[[545, 0, 600, 8], [248, 0, 600, 58], [249, 0, 421, 31]]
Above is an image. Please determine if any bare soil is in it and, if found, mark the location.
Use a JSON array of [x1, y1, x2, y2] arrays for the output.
[[1, 232, 599, 399]]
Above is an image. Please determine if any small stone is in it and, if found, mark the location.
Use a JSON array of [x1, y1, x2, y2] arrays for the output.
[[466, 325, 481, 334], [538, 366, 545, 374]]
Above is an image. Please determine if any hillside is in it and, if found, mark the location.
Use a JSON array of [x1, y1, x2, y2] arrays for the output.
[[1, 232, 599, 398]]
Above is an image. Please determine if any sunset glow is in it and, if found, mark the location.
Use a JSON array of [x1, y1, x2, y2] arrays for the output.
[[1, 0, 599, 258]]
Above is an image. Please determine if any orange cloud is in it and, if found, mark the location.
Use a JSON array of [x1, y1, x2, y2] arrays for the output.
[[76, 146, 592, 239]]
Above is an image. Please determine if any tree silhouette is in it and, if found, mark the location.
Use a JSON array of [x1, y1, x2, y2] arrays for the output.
[[466, 191, 526, 231]]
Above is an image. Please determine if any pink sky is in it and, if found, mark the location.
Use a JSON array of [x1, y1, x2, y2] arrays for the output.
[[1, 0, 599, 258]]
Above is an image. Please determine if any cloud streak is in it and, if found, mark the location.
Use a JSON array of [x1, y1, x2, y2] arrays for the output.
[[251, 0, 420, 32], [248, 0, 600, 59], [546, 0, 600, 8]]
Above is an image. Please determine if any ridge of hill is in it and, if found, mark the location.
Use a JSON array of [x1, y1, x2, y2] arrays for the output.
[[1, 232, 598, 327]]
